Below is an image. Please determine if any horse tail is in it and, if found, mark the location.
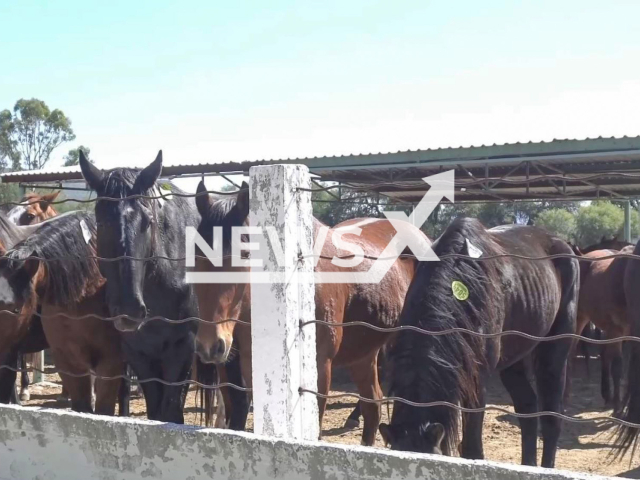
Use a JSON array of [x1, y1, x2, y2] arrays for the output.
[[195, 359, 217, 427], [616, 241, 640, 456]]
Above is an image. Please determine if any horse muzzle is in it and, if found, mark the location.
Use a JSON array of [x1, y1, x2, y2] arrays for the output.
[[196, 338, 229, 365], [111, 303, 148, 332]]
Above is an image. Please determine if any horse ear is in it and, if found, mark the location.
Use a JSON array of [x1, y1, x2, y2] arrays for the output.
[[134, 150, 163, 193], [379, 423, 394, 447], [195, 180, 213, 217], [79, 150, 104, 192], [235, 181, 249, 221], [422, 423, 445, 449], [39, 191, 60, 211]]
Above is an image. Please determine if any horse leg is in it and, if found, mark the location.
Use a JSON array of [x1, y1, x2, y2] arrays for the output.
[[227, 326, 251, 431], [0, 350, 20, 404], [347, 352, 382, 446], [500, 359, 538, 466], [214, 389, 226, 428], [344, 402, 362, 429], [159, 336, 194, 424], [126, 352, 163, 420], [93, 361, 123, 416], [222, 352, 249, 430], [118, 365, 131, 417], [601, 342, 612, 407], [535, 337, 571, 469], [460, 382, 486, 460], [611, 341, 623, 413], [59, 371, 93, 413], [19, 354, 30, 402], [317, 357, 332, 440]]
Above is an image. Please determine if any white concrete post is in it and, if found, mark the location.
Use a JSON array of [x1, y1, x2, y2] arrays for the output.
[[249, 164, 319, 441]]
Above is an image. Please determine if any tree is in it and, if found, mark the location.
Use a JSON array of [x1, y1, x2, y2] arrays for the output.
[[0, 109, 18, 173], [574, 201, 638, 247], [4, 98, 75, 170], [535, 209, 577, 241], [63, 145, 92, 166], [312, 186, 384, 226]]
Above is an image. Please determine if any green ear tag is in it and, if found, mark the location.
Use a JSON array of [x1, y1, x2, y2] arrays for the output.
[[159, 183, 171, 191], [452, 280, 469, 301]]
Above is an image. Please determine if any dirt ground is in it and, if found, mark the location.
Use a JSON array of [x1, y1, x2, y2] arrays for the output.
[[18, 358, 640, 478]]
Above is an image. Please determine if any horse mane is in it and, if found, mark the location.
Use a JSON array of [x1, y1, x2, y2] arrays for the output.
[[0, 211, 28, 248], [389, 217, 498, 453], [4, 211, 104, 305]]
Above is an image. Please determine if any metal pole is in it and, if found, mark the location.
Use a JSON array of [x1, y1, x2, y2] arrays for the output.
[[624, 200, 632, 242]]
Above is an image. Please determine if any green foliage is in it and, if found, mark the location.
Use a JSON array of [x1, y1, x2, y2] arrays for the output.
[[63, 145, 92, 166], [0, 110, 19, 172], [575, 201, 624, 247], [312, 186, 384, 226], [535, 209, 577, 241], [574, 201, 639, 247], [3, 98, 75, 170], [0, 183, 22, 213]]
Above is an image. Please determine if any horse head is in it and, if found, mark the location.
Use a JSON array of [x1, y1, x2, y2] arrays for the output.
[[8, 191, 60, 225], [80, 150, 162, 332], [192, 180, 250, 364]]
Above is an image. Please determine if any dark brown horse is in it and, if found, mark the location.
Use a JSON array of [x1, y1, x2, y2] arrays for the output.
[[191, 181, 426, 445], [581, 235, 631, 254], [0, 212, 127, 415], [379, 219, 579, 468], [573, 248, 631, 411]]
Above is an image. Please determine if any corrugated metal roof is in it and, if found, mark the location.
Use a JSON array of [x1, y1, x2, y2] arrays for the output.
[[4, 136, 640, 202]]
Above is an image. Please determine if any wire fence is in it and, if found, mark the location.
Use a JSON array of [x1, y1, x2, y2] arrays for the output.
[[3, 186, 640, 435]]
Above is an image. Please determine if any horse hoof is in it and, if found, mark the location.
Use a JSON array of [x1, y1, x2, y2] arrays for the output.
[[344, 418, 360, 429], [20, 391, 30, 402]]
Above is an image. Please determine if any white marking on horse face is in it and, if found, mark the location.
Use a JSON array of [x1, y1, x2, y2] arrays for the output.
[[119, 206, 137, 249], [7, 205, 27, 225], [0, 275, 16, 304]]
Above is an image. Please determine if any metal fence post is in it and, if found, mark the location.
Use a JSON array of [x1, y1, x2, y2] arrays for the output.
[[249, 164, 319, 441], [624, 200, 632, 243]]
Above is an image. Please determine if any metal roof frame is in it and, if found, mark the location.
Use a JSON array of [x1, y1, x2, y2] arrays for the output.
[[3, 136, 640, 203]]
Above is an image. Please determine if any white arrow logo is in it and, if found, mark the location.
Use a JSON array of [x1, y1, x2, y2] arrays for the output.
[[186, 170, 455, 284], [315, 169, 455, 283]]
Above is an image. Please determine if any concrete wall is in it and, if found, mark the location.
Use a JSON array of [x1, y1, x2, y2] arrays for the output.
[[0, 405, 612, 480]]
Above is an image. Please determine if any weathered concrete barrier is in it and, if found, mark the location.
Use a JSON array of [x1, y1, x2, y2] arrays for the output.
[[0, 405, 613, 480]]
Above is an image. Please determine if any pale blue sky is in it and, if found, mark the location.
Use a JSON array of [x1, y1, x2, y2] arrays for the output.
[[2, 0, 640, 174]]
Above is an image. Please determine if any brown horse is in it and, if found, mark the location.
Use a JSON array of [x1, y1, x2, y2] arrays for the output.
[[0, 212, 126, 415], [7, 191, 61, 401], [573, 248, 631, 411], [7, 191, 60, 226], [191, 181, 426, 446]]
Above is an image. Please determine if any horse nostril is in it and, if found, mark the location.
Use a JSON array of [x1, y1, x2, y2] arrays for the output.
[[214, 339, 226, 357]]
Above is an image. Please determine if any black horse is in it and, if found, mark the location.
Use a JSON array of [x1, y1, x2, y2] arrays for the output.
[[79, 151, 246, 425], [379, 218, 579, 468]]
